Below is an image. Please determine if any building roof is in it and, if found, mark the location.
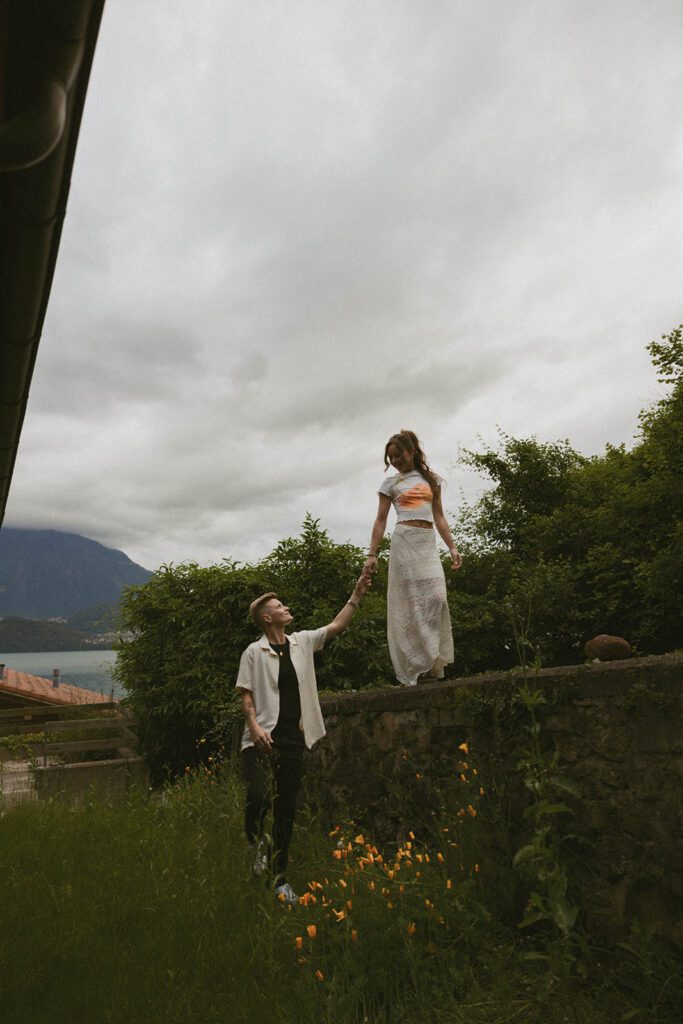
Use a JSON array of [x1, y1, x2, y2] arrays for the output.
[[0, 1, 106, 525], [0, 666, 110, 706]]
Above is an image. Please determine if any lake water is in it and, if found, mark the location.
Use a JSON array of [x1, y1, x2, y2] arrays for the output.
[[0, 649, 125, 699]]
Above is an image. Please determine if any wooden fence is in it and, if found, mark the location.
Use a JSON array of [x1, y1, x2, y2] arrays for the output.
[[0, 703, 147, 799]]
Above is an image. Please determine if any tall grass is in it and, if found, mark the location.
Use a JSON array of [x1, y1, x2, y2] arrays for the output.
[[0, 764, 679, 1024]]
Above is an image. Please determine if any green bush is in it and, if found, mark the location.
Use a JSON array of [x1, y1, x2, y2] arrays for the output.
[[114, 516, 393, 783]]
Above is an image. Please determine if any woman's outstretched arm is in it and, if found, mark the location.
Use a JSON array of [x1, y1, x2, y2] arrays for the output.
[[363, 494, 392, 576]]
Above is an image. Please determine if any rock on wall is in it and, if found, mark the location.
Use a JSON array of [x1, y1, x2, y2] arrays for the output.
[[304, 652, 683, 949]]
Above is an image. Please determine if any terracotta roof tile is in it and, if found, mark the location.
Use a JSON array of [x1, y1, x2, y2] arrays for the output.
[[0, 667, 110, 706]]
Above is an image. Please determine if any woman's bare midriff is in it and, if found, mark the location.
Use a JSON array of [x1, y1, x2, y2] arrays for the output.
[[400, 520, 433, 529]]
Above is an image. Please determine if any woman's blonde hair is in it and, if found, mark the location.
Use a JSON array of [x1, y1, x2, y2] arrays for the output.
[[384, 430, 439, 492]]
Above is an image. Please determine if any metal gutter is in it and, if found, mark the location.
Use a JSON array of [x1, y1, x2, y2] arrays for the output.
[[0, 0, 106, 526]]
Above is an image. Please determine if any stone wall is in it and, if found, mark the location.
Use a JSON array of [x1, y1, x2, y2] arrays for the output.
[[303, 652, 683, 948], [34, 755, 148, 801]]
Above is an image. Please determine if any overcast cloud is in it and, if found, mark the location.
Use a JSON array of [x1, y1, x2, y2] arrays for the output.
[[5, 0, 683, 570]]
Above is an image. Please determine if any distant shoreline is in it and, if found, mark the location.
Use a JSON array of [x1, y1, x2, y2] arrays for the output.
[[0, 643, 115, 654]]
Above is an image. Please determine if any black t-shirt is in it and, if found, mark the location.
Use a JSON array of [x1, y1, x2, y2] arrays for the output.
[[269, 639, 304, 747]]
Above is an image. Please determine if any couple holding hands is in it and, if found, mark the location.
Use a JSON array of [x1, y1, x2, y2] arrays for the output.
[[235, 430, 462, 902]]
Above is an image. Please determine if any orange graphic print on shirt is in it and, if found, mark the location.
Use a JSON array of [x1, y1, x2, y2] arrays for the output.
[[396, 483, 433, 510]]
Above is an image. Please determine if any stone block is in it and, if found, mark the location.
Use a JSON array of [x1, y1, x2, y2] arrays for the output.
[[585, 635, 632, 661]]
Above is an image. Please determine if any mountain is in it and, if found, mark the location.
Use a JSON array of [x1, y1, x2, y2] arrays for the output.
[[0, 528, 151, 619]]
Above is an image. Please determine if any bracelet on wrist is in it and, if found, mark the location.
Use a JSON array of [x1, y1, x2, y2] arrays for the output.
[[366, 553, 377, 559], [347, 598, 360, 610]]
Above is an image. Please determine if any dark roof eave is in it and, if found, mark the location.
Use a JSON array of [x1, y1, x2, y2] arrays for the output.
[[0, 0, 106, 526]]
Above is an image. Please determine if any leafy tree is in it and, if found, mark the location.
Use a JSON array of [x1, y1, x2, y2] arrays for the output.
[[454, 325, 683, 661]]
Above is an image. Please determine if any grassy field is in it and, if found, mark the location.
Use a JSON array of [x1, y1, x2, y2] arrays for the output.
[[0, 765, 679, 1024]]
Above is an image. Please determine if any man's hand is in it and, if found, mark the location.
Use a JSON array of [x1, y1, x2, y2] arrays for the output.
[[355, 572, 372, 598], [250, 722, 273, 752]]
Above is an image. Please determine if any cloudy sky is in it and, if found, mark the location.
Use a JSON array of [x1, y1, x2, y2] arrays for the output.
[[6, 0, 683, 570]]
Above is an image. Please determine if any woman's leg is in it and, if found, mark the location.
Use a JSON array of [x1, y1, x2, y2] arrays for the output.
[[388, 526, 454, 684]]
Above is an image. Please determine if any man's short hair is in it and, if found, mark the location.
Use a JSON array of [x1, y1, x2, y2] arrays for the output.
[[249, 592, 278, 627]]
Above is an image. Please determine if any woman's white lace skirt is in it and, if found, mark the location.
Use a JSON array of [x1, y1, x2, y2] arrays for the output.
[[387, 524, 454, 686]]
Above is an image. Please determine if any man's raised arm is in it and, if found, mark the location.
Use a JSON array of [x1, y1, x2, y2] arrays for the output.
[[324, 573, 371, 640]]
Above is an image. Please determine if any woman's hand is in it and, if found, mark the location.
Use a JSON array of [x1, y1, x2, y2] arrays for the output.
[[450, 548, 462, 570], [363, 555, 378, 578]]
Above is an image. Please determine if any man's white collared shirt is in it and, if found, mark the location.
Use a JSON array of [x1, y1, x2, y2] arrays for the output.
[[235, 627, 328, 750]]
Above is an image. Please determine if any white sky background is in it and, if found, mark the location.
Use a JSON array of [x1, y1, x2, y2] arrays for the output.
[[6, 0, 683, 570]]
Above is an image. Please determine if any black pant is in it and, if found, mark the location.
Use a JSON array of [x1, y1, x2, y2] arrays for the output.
[[241, 740, 304, 883]]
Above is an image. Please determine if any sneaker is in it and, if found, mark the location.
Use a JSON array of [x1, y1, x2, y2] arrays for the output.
[[274, 882, 299, 904], [252, 837, 269, 877]]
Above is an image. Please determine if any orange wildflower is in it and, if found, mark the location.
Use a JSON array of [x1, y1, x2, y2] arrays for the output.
[[295, 936, 303, 950], [406, 922, 417, 935], [306, 924, 317, 939], [315, 969, 324, 982], [458, 742, 469, 753], [351, 929, 358, 942]]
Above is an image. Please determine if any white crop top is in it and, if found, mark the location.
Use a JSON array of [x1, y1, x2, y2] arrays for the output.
[[378, 469, 443, 524]]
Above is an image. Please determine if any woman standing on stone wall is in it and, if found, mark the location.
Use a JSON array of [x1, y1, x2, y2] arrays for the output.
[[363, 429, 462, 685]]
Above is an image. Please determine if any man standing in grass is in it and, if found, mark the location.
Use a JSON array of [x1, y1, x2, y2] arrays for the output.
[[236, 573, 370, 904]]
